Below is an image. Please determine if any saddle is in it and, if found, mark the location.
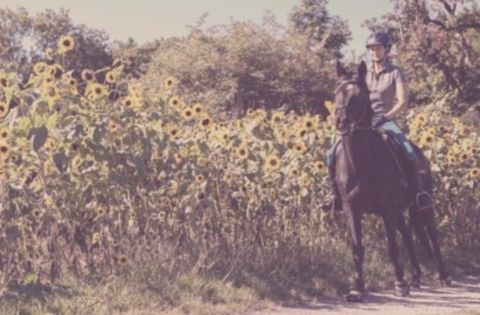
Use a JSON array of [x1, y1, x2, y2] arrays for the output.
[[376, 129, 414, 192]]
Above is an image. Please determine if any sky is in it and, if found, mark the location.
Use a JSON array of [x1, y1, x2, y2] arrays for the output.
[[0, 0, 393, 56]]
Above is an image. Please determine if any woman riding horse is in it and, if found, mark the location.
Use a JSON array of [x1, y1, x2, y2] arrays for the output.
[[322, 31, 434, 212]]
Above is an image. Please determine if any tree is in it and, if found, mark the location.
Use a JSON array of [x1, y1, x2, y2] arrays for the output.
[[288, 0, 351, 58], [0, 8, 113, 78], [363, 0, 480, 108]]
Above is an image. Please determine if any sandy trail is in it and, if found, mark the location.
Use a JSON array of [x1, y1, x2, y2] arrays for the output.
[[249, 275, 480, 315]]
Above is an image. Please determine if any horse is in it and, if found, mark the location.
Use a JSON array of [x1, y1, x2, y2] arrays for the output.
[[331, 60, 449, 302]]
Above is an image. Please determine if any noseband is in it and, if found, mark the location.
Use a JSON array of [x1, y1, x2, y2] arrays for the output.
[[334, 78, 371, 136]]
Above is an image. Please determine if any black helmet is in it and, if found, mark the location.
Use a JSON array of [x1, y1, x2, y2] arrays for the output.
[[365, 31, 392, 51]]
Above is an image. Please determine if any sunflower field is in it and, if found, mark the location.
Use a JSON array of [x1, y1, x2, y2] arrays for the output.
[[0, 28, 479, 313]]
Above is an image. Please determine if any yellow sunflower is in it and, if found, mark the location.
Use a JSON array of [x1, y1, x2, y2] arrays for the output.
[[264, 153, 281, 172], [85, 82, 107, 101], [0, 141, 11, 162], [105, 71, 117, 84], [419, 133, 435, 147], [271, 112, 285, 125], [57, 35, 75, 54], [182, 108, 194, 120], [468, 167, 479, 180], [193, 103, 204, 116], [163, 76, 178, 89], [33, 62, 48, 76], [235, 144, 249, 161], [168, 96, 182, 108], [0, 128, 9, 140], [198, 114, 213, 130], [0, 102, 9, 120], [293, 141, 307, 154], [313, 161, 325, 173], [81, 69, 96, 82]]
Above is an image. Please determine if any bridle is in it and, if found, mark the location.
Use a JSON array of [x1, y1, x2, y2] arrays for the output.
[[334, 78, 372, 136]]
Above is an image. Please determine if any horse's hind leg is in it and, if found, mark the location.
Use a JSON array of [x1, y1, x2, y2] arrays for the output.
[[397, 212, 422, 288], [383, 213, 409, 296], [409, 208, 434, 259], [425, 215, 451, 285]]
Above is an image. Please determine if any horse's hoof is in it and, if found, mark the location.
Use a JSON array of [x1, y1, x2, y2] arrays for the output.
[[394, 281, 410, 297], [411, 278, 421, 289], [346, 289, 364, 303], [440, 277, 452, 287]]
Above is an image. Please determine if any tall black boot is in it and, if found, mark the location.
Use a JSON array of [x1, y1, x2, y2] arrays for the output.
[[321, 163, 342, 212], [410, 159, 434, 210]]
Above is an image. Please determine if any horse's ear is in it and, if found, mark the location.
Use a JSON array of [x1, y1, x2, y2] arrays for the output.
[[336, 60, 347, 78], [358, 61, 367, 78]]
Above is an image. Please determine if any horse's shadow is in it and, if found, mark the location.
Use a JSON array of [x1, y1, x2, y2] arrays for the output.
[[274, 276, 480, 313]]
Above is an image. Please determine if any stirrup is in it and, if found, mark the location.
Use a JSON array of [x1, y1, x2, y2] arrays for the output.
[[416, 191, 434, 210]]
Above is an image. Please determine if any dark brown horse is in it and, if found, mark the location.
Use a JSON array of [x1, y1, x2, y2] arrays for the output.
[[332, 61, 449, 302]]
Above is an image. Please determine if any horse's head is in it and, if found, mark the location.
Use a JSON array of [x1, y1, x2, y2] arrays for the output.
[[333, 61, 372, 135]]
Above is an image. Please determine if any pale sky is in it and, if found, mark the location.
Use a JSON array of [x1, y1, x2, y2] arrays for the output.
[[0, 0, 393, 56]]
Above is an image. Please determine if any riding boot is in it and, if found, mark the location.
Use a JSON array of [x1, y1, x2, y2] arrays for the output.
[[410, 158, 434, 210], [321, 163, 342, 212]]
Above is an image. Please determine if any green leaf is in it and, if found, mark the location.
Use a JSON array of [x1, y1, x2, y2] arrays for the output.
[[17, 116, 32, 134], [23, 272, 37, 285], [46, 112, 59, 130], [29, 125, 48, 152]]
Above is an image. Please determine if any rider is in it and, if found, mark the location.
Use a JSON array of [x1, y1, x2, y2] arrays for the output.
[[322, 31, 434, 212]]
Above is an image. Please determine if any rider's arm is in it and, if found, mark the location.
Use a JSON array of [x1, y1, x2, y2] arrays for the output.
[[385, 70, 409, 120]]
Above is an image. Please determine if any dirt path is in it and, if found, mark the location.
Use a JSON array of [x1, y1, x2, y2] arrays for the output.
[[249, 276, 480, 315]]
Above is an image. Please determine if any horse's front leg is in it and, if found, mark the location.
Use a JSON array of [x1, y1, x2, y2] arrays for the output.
[[383, 213, 409, 296], [346, 209, 365, 302]]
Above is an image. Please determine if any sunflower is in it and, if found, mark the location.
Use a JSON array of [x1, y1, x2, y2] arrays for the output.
[[118, 255, 128, 266], [314, 161, 325, 172], [420, 133, 435, 147], [48, 64, 63, 79], [42, 85, 60, 103], [168, 96, 182, 108], [122, 96, 140, 109], [105, 71, 117, 84], [271, 112, 284, 125], [193, 103, 204, 116], [446, 153, 457, 165], [0, 141, 10, 162], [264, 153, 281, 172], [468, 167, 479, 180], [293, 142, 307, 154], [0, 102, 9, 119], [45, 47, 55, 60], [415, 113, 428, 124], [163, 76, 178, 89], [178, 108, 192, 121], [107, 121, 119, 133], [198, 114, 213, 129], [303, 117, 316, 130], [246, 108, 255, 116], [168, 126, 180, 138], [57, 35, 75, 54], [0, 128, 9, 140], [235, 144, 249, 161], [85, 82, 107, 101], [33, 62, 48, 76], [459, 152, 469, 163], [81, 69, 96, 82], [195, 174, 205, 183]]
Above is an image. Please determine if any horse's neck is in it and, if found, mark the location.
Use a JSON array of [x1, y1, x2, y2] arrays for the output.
[[342, 131, 378, 181]]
